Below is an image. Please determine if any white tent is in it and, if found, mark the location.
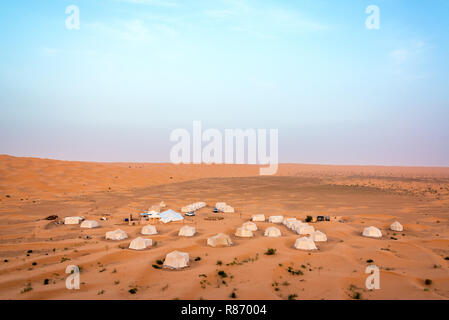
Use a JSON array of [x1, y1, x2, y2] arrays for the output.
[[181, 202, 206, 213], [207, 233, 233, 247], [64, 216, 84, 225], [296, 224, 315, 235], [390, 221, 403, 232], [251, 214, 265, 222], [311, 230, 327, 242], [283, 217, 296, 226], [105, 229, 128, 240], [287, 220, 301, 230], [268, 216, 284, 224], [264, 227, 281, 238], [80, 220, 99, 229], [242, 221, 258, 232], [294, 237, 317, 250], [222, 206, 235, 213], [129, 237, 152, 250], [362, 226, 382, 238], [178, 225, 196, 237], [163, 251, 189, 269], [141, 225, 158, 235], [235, 227, 254, 238], [287, 220, 302, 230], [158, 209, 184, 224]]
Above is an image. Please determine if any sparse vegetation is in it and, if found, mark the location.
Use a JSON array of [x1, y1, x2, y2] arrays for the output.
[[264, 248, 277, 256], [21, 282, 33, 294], [218, 270, 228, 278], [217, 260, 223, 266], [60, 257, 70, 263], [287, 267, 303, 276], [288, 294, 298, 300], [425, 279, 432, 285], [129, 288, 138, 294], [352, 292, 362, 300]]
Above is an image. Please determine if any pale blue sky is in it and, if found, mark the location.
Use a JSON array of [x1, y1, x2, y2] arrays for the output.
[[0, 0, 448, 165]]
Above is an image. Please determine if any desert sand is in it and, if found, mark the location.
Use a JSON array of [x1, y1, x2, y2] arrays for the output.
[[0, 154, 448, 300]]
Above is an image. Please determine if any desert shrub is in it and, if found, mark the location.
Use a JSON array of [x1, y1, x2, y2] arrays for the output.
[[43, 279, 50, 285], [60, 257, 70, 263], [288, 294, 298, 300], [425, 279, 432, 285], [287, 267, 303, 276], [264, 248, 277, 256], [129, 288, 138, 294], [216, 260, 223, 266], [366, 259, 374, 263], [230, 291, 237, 299], [156, 259, 164, 265], [218, 270, 228, 278], [152, 264, 161, 269], [305, 216, 313, 222], [352, 292, 362, 300], [195, 257, 201, 261]]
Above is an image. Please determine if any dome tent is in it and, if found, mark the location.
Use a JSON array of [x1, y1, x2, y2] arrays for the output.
[[311, 230, 327, 242], [178, 225, 196, 237], [242, 221, 258, 232], [268, 216, 284, 224], [252, 214, 265, 222], [287, 220, 303, 230], [390, 221, 403, 232], [296, 224, 315, 235], [141, 225, 158, 235], [163, 251, 189, 269], [283, 217, 296, 226], [105, 229, 128, 240], [207, 233, 233, 247], [264, 227, 281, 237], [80, 220, 99, 229], [294, 237, 317, 250], [362, 226, 382, 238], [129, 237, 152, 250], [235, 227, 254, 238], [64, 216, 84, 225]]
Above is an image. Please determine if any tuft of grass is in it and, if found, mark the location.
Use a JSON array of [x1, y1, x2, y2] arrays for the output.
[[97, 290, 105, 295], [217, 270, 228, 278], [216, 260, 223, 266], [287, 267, 303, 276], [114, 280, 120, 285], [352, 292, 362, 300], [21, 282, 33, 294], [425, 279, 432, 285], [264, 248, 277, 256], [60, 257, 70, 263]]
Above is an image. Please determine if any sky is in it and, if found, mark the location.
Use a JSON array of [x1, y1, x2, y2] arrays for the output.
[[0, 0, 448, 166]]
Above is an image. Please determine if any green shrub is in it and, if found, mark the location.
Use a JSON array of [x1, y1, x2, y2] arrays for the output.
[[425, 279, 432, 285], [129, 288, 138, 294], [305, 216, 313, 222], [264, 248, 277, 256], [218, 270, 228, 278]]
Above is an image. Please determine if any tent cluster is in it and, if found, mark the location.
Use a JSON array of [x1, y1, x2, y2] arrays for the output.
[[181, 202, 206, 213], [140, 209, 184, 224], [215, 202, 235, 213]]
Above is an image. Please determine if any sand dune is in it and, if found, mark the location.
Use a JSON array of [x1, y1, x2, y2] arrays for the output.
[[0, 155, 448, 300]]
